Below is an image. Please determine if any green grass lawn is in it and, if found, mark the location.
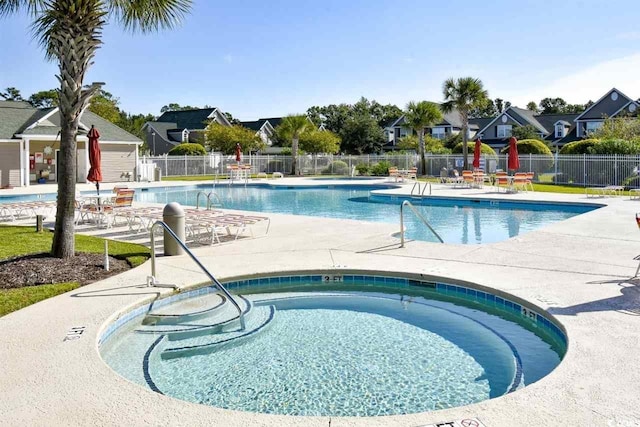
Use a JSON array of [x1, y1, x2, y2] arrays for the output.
[[0, 226, 150, 317], [0, 282, 80, 317], [0, 225, 150, 267]]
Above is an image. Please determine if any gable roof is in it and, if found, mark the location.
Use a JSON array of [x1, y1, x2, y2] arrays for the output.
[[0, 102, 140, 142], [0, 102, 52, 139], [241, 119, 272, 132], [509, 107, 547, 133], [259, 117, 284, 128], [574, 88, 633, 121], [157, 108, 229, 130]]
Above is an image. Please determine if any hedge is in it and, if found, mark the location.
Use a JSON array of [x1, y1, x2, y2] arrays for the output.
[[322, 160, 350, 175], [559, 139, 599, 155], [588, 139, 640, 155], [168, 143, 206, 156], [500, 139, 552, 155], [453, 142, 497, 156]]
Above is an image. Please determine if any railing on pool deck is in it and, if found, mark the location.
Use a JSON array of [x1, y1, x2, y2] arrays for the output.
[[195, 191, 223, 210], [400, 200, 444, 246], [148, 221, 245, 330]]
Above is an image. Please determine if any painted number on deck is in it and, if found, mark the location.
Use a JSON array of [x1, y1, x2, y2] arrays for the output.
[[64, 326, 86, 342], [323, 275, 343, 282], [417, 418, 485, 427]]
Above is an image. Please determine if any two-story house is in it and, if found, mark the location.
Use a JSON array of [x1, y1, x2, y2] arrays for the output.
[[142, 107, 231, 155]]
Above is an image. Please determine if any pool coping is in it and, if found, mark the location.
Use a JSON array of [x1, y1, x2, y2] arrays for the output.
[[1, 178, 640, 426]]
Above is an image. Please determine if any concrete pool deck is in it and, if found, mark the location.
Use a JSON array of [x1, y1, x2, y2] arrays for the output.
[[1, 178, 639, 426]]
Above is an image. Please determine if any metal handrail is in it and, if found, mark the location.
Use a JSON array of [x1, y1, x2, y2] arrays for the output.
[[400, 200, 444, 247], [195, 191, 224, 210], [410, 182, 421, 195], [148, 221, 245, 329], [421, 182, 432, 196]]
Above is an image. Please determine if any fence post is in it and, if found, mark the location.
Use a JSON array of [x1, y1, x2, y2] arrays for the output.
[[614, 154, 618, 185], [529, 153, 532, 172], [554, 151, 558, 184], [583, 154, 586, 186], [184, 155, 188, 176], [203, 155, 206, 176]]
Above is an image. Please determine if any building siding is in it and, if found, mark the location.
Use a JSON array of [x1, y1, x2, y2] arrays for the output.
[[481, 114, 522, 139], [580, 91, 631, 120], [0, 142, 20, 187], [100, 144, 136, 182]]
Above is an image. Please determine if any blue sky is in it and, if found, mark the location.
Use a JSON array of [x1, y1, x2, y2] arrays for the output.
[[1, 0, 640, 120]]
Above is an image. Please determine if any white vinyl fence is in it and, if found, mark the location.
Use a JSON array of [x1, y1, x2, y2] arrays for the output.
[[139, 153, 640, 188]]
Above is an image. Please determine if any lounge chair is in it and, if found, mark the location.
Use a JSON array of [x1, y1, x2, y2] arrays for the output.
[[388, 167, 399, 182]]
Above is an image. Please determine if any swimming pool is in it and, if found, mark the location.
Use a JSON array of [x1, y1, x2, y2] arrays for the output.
[[99, 273, 566, 417], [135, 184, 598, 244]]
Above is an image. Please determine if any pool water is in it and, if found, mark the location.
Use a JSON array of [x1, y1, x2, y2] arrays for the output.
[[100, 283, 564, 417], [135, 184, 596, 244]]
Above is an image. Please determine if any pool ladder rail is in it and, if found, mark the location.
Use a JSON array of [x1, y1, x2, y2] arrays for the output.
[[147, 221, 245, 330], [410, 181, 431, 196], [195, 191, 224, 210], [399, 200, 444, 247]]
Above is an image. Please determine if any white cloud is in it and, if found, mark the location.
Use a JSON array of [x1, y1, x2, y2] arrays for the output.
[[502, 53, 640, 106], [223, 54, 233, 64]]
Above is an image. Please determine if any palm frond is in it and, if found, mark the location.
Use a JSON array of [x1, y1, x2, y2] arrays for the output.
[[0, 0, 45, 17], [109, 0, 192, 33]]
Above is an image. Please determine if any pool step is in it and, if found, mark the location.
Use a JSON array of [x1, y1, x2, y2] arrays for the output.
[[160, 305, 276, 360], [135, 295, 250, 335], [142, 292, 227, 325]]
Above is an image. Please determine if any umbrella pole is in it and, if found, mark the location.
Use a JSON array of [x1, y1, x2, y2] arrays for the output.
[[96, 182, 100, 195]]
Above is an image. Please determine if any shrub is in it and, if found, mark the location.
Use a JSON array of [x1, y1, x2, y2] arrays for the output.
[[355, 163, 370, 176], [500, 139, 552, 155], [588, 139, 640, 155], [322, 160, 350, 175], [453, 142, 496, 156], [370, 160, 392, 176], [167, 143, 206, 156], [559, 139, 599, 155]]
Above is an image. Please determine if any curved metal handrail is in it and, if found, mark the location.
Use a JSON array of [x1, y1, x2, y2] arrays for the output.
[[195, 191, 224, 210], [400, 200, 444, 247], [195, 191, 209, 210], [149, 221, 245, 329]]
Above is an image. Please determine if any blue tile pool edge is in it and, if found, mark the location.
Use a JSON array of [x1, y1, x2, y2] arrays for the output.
[[97, 271, 568, 356]]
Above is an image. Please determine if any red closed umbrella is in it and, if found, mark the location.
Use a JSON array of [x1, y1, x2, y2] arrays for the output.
[[472, 138, 482, 169], [507, 137, 520, 172], [235, 143, 242, 163], [86, 125, 103, 194]]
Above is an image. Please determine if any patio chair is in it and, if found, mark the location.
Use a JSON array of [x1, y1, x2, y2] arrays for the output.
[[406, 167, 417, 180], [96, 189, 135, 227], [462, 170, 475, 188], [513, 172, 529, 192], [388, 167, 399, 182], [525, 172, 535, 192], [494, 172, 510, 192]]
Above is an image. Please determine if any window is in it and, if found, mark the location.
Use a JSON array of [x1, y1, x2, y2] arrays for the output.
[[497, 125, 512, 138], [585, 121, 603, 135], [432, 127, 446, 139], [555, 124, 565, 138]]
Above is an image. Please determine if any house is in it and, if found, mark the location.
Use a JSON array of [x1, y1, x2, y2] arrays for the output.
[[142, 107, 231, 155], [573, 88, 639, 137], [240, 119, 276, 147], [384, 107, 482, 150], [476, 88, 639, 149], [0, 101, 141, 188]]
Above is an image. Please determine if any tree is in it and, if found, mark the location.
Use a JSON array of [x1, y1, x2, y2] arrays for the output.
[[404, 101, 443, 175], [0, 0, 192, 258], [28, 89, 59, 108], [0, 87, 23, 101], [526, 101, 539, 113], [512, 125, 544, 142], [340, 113, 385, 154], [160, 103, 202, 113], [224, 112, 241, 125], [442, 77, 489, 170], [397, 135, 450, 154], [299, 130, 341, 155], [168, 142, 206, 156], [470, 98, 497, 118], [278, 115, 311, 175], [88, 90, 121, 123], [539, 97, 568, 114], [204, 123, 264, 154], [494, 98, 505, 112]]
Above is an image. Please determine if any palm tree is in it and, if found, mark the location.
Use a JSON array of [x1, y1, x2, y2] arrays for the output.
[[0, 0, 192, 258], [441, 77, 489, 170], [404, 101, 442, 175], [280, 115, 311, 176]]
